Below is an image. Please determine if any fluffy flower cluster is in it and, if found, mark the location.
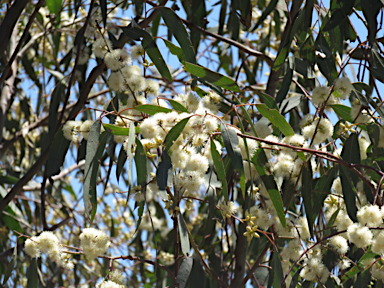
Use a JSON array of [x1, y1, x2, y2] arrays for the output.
[[63, 120, 96, 142], [24, 231, 74, 269], [97, 270, 127, 288], [79, 228, 110, 259]]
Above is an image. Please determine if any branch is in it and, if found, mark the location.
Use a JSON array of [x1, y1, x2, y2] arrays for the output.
[[0, 0, 29, 58], [182, 19, 274, 67], [0, 89, 109, 158]]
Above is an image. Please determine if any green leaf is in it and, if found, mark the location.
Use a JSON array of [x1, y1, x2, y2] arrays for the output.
[[323, 1, 355, 32], [121, 27, 172, 81], [164, 117, 191, 151], [103, 123, 139, 136], [135, 200, 145, 232], [177, 256, 193, 288], [2, 245, 17, 286], [166, 99, 189, 113], [27, 258, 38, 288], [127, 121, 136, 186], [184, 62, 240, 93], [116, 145, 127, 182], [280, 95, 302, 114], [46, 0, 62, 15], [156, 150, 172, 191], [133, 104, 172, 115], [331, 104, 353, 122], [46, 129, 70, 177], [256, 91, 278, 109], [313, 167, 337, 215], [163, 39, 187, 63], [251, 0, 278, 32], [48, 83, 64, 139], [0, 175, 19, 184], [100, 0, 107, 27], [252, 149, 286, 227], [134, 139, 147, 187], [276, 68, 293, 103], [159, 7, 196, 64], [221, 124, 244, 175], [84, 122, 108, 224], [211, 140, 228, 200], [270, 249, 284, 288], [302, 161, 314, 236], [256, 104, 295, 136], [178, 213, 191, 256], [341, 252, 376, 282]]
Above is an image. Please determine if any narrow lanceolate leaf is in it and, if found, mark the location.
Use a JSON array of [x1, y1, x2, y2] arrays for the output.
[[116, 146, 127, 182], [2, 244, 17, 286], [133, 104, 172, 115], [177, 256, 193, 288], [178, 213, 191, 256], [341, 252, 376, 282], [27, 258, 39, 288], [46, 0, 62, 14], [164, 117, 191, 151], [127, 121, 136, 186], [252, 149, 286, 227], [121, 27, 172, 81], [339, 165, 357, 222], [331, 104, 353, 122], [163, 39, 187, 63], [256, 104, 295, 136], [166, 99, 189, 113], [156, 149, 172, 191], [84, 121, 108, 224], [221, 124, 244, 174], [103, 123, 140, 136], [134, 139, 147, 187], [46, 129, 70, 177], [302, 161, 314, 236], [211, 140, 228, 200], [159, 7, 196, 64], [135, 200, 145, 232], [184, 62, 241, 93]]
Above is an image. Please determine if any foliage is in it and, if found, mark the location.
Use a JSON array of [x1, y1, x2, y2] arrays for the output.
[[1, 0, 384, 287]]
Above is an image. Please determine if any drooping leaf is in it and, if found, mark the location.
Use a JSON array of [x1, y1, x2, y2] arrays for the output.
[[331, 104, 353, 122], [178, 213, 191, 256], [103, 123, 139, 136], [166, 99, 188, 113], [48, 83, 65, 139], [127, 121, 136, 186], [177, 256, 193, 288], [256, 104, 295, 136], [341, 252, 376, 282], [252, 149, 286, 227], [133, 104, 172, 115], [184, 62, 240, 93], [27, 258, 38, 288], [100, 0, 107, 27], [211, 140, 228, 200], [84, 121, 108, 224], [46, 129, 70, 178], [280, 95, 302, 114], [2, 244, 17, 286], [302, 161, 314, 236], [221, 124, 244, 174], [156, 150, 172, 191], [256, 91, 278, 109], [159, 7, 196, 64], [164, 117, 191, 152], [121, 27, 172, 81], [116, 145, 127, 182], [163, 38, 187, 63], [134, 138, 147, 187], [251, 0, 278, 32], [276, 68, 293, 103]]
